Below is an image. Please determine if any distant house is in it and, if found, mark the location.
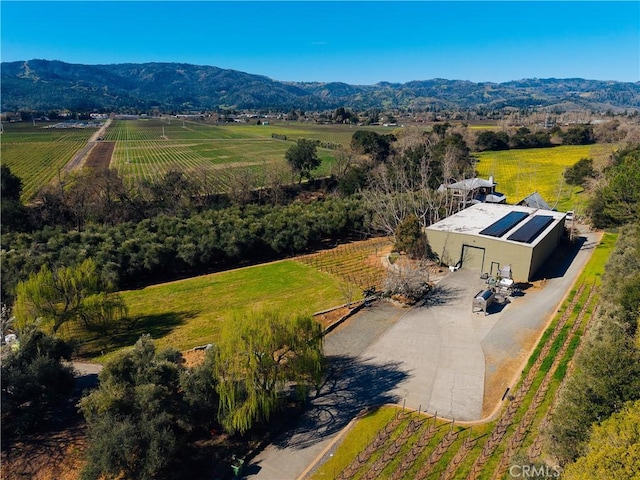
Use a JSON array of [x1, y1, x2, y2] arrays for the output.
[[437, 176, 507, 209], [518, 192, 553, 211]]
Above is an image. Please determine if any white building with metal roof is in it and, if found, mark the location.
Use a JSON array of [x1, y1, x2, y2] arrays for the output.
[[426, 203, 567, 282]]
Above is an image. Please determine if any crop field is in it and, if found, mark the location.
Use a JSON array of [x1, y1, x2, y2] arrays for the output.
[[0, 122, 94, 200], [105, 119, 351, 188], [311, 233, 616, 480], [474, 144, 616, 212], [297, 237, 393, 294]]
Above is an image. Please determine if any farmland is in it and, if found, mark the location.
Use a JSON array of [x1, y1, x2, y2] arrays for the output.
[[0, 121, 94, 200], [474, 144, 616, 212], [1, 118, 379, 200], [296, 237, 393, 293], [105, 118, 364, 189], [2, 117, 616, 210]]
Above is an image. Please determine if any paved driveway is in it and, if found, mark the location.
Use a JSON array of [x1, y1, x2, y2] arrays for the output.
[[359, 269, 489, 420], [247, 229, 600, 479]]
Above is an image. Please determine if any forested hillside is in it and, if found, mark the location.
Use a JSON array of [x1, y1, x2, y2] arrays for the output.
[[3, 59, 640, 112]]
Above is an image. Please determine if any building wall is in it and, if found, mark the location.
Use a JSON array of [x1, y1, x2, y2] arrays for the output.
[[426, 228, 569, 282], [427, 230, 535, 282], [528, 219, 566, 280]]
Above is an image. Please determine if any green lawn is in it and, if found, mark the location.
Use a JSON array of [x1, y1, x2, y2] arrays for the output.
[[85, 259, 352, 361]]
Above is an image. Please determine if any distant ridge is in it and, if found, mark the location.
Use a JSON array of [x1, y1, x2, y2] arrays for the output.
[[2, 59, 639, 112]]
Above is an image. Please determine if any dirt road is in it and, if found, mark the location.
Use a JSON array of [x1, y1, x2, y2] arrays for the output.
[[61, 118, 112, 174]]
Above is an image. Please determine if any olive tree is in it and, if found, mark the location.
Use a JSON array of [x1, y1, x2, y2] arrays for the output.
[[80, 335, 191, 480], [1, 327, 75, 439]]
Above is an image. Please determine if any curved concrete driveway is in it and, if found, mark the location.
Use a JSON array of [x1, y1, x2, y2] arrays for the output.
[[361, 269, 489, 421], [247, 229, 600, 479]]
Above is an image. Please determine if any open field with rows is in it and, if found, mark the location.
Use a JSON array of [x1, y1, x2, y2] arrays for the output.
[[0, 121, 95, 200], [310, 232, 616, 480], [296, 237, 393, 294], [105, 119, 352, 188], [474, 144, 616, 212]]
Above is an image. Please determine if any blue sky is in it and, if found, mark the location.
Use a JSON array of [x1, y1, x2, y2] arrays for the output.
[[2, 1, 638, 84]]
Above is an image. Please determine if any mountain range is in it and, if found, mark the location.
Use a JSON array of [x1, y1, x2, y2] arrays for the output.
[[2, 59, 639, 113]]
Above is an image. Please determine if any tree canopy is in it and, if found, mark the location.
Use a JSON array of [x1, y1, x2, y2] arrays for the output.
[[351, 130, 394, 163], [475, 130, 509, 151], [13, 258, 127, 334], [1, 327, 75, 439], [1, 165, 27, 232], [564, 158, 595, 186], [588, 145, 640, 228], [285, 138, 321, 182], [215, 310, 323, 434], [562, 400, 640, 480], [80, 335, 192, 480], [394, 214, 431, 260]]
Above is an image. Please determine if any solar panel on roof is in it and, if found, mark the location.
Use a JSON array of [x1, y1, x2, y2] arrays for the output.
[[479, 211, 530, 238], [507, 215, 555, 243]]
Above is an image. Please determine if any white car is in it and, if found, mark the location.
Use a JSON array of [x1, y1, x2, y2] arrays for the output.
[[566, 211, 574, 222]]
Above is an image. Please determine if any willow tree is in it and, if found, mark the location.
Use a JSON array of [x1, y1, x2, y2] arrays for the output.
[[215, 310, 323, 434], [13, 258, 126, 334]]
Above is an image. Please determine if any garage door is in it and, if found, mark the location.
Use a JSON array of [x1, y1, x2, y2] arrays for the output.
[[461, 245, 485, 272]]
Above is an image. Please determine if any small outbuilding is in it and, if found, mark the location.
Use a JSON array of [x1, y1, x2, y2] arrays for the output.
[[437, 176, 507, 208], [426, 203, 567, 282], [518, 191, 553, 211]]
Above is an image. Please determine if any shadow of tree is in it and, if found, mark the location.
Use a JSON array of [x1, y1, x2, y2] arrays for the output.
[[79, 311, 195, 357], [420, 284, 464, 308], [271, 354, 409, 450]]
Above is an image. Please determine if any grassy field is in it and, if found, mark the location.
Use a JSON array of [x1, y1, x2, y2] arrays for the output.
[[0, 121, 94, 200], [309, 232, 617, 480], [79, 259, 357, 362], [474, 144, 616, 212]]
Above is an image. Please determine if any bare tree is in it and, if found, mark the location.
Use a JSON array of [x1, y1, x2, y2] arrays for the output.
[[331, 146, 357, 179], [364, 129, 471, 238], [383, 260, 431, 303]]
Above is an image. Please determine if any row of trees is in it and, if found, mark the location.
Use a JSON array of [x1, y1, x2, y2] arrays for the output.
[[1, 196, 368, 304], [475, 127, 552, 151], [474, 124, 601, 152]]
